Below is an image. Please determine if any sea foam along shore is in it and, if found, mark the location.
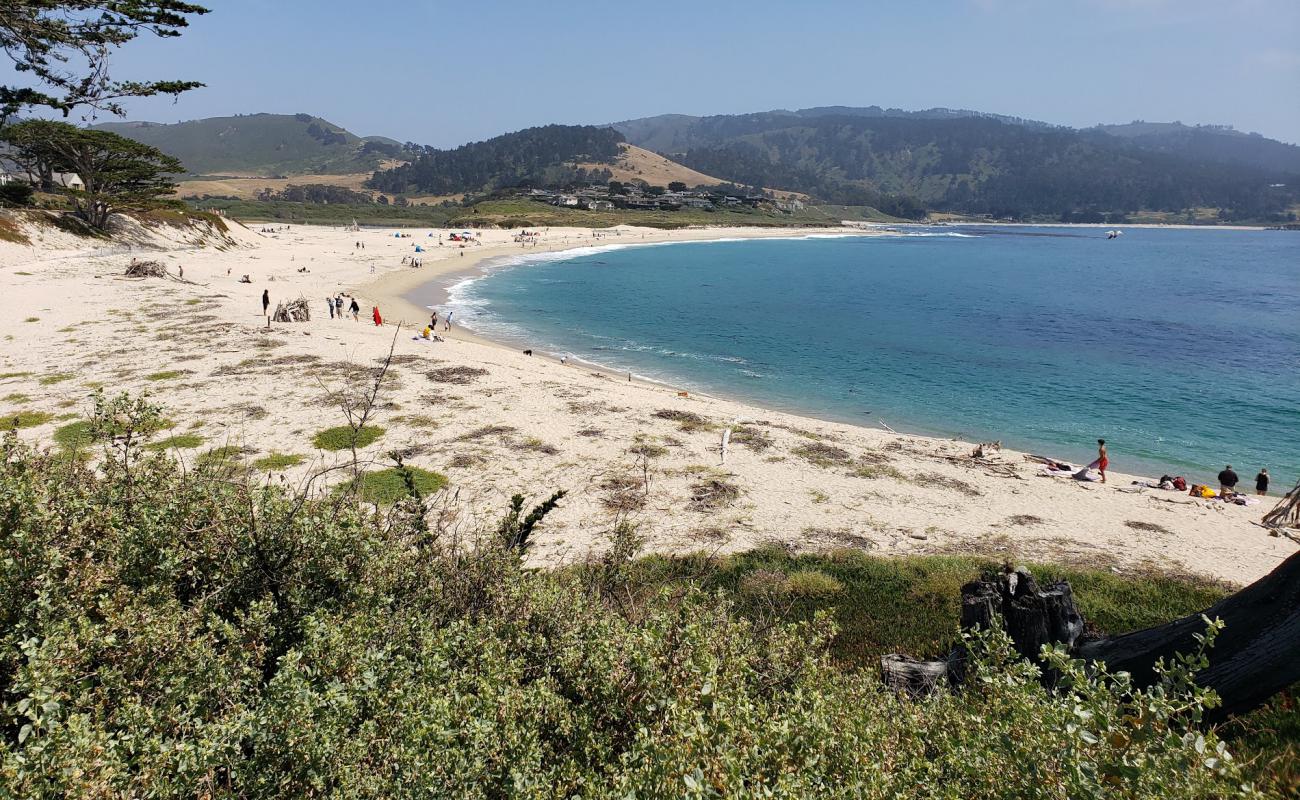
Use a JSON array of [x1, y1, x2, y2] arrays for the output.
[[0, 214, 1292, 585]]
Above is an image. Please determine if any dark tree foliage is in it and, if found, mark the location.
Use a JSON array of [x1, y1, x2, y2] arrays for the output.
[[666, 115, 1300, 219], [368, 125, 624, 195], [0, 1, 209, 122], [256, 184, 374, 205], [2, 119, 183, 228]]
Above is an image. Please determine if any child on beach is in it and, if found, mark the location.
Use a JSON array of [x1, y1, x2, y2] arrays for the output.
[[1256, 468, 1269, 496]]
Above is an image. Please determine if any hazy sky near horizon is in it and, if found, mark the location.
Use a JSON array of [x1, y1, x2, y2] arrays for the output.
[[9, 0, 1299, 144]]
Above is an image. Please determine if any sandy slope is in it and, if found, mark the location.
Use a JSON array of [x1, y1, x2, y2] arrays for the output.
[[0, 214, 1291, 584]]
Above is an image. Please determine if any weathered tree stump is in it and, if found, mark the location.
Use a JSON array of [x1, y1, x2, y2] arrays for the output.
[[880, 552, 1300, 723]]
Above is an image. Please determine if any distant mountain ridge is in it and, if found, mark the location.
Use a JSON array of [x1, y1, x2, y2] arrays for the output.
[[611, 107, 1300, 220], [93, 113, 403, 176]]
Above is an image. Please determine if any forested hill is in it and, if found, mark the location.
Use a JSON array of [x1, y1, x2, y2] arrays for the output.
[[93, 113, 402, 176], [1091, 122, 1300, 174], [366, 125, 625, 196], [613, 110, 1300, 221]]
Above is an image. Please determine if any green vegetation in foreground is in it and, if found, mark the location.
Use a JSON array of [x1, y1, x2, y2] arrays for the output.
[[345, 466, 447, 505], [38, 373, 73, 385], [0, 394, 1291, 797], [53, 420, 94, 450], [146, 433, 204, 451], [253, 452, 305, 471], [313, 424, 384, 451], [0, 371, 32, 380], [144, 370, 185, 381], [5, 409, 54, 429], [3, 393, 31, 403]]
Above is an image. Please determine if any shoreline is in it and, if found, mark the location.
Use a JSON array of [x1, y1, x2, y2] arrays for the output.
[[2, 214, 1291, 585], [361, 224, 1269, 481]]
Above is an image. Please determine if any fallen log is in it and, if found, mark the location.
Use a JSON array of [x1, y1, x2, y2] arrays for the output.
[[1079, 549, 1300, 723], [880, 551, 1300, 723]]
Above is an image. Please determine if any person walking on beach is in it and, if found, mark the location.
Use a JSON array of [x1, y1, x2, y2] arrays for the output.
[[372, 306, 383, 326], [349, 296, 360, 321], [1255, 468, 1269, 497], [262, 289, 270, 316], [1218, 465, 1239, 496], [326, 296, 335, 319], [1091, 439, 1108, 483], [444, 311, 453, 332], [430, 311, 438, 330]]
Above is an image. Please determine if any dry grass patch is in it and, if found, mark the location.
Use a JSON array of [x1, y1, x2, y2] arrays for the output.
[[447, 452, 485, 469], [652, 408, 715, 433], [689, 477, 741, 512], [575, 427, 604, 438], [728, 425, 773, 452], [1125, 520, 1173, 535], [516, 437, 559, 456], [600, 474, 647, 512], [793, 442, 853, 467], [1008, 514, 1047, 526], [457, 424, 516, 442], [912, 471, 983, 497], [428, 366, 488, 384]]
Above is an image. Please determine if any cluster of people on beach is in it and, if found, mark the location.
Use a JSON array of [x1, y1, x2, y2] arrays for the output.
[[325, 293, 361, 321], [353, 241, 366, 250], [1035, 440, 1279, 505], [402, 256, 424, 268], [259, 226, 289, 234]]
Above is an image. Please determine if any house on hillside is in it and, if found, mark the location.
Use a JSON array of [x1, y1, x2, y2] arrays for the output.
[[0, 170, 85, 190]]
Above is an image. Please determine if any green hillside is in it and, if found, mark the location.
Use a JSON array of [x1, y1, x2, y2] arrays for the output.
[[94, 113, 403, 176], [613, 109, 1300, 222]]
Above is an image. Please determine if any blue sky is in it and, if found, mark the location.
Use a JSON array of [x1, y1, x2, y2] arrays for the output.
[[12, 0, 1300, 145]]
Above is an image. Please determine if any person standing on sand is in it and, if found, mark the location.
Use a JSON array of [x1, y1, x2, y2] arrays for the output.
[[326, 296, 335, 319], [444, 311, 453, 332], [1255, 468, 1269, 496], [372, 306, 383, 326], [1091, 439, 1108, 483], [262, 289, 270, 316], [349, 296, 360, 321], [1218, 465, 1239, 496]]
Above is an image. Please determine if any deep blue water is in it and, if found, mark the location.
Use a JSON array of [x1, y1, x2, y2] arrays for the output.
[[441, 227, 1300, 484]]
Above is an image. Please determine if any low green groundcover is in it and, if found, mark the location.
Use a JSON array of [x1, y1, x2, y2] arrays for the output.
[[346, 466, 447, 505], [313, 424, 384, 451]]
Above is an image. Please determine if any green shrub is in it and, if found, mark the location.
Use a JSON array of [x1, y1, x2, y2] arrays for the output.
[[5, 409, 53, 429], [344, 466, 447, 505], [312, 424, 384, 451], [146, 433, 205, 451], [52, 419, 94, 450], [38, 373, 73, 385], [253, 452, 305, 471], [0, 395, 1279, 798], [144, 370, 184, 381]]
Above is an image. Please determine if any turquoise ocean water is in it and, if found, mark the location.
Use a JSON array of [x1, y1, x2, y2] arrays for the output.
[[431, 227, 1300, 485]]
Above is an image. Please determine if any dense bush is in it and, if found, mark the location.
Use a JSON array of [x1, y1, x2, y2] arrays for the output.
[[0, 396, 1266, 797]]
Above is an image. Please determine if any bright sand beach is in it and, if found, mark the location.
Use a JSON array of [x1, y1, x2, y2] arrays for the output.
[[1, 216, 1293, 585]]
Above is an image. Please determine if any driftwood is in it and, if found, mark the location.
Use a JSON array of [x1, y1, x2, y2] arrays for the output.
[[272, 297, 311, 323], [124, 259, 198, 283], [881, 552, 1300, 722], [1262, 478, 1300, 530]]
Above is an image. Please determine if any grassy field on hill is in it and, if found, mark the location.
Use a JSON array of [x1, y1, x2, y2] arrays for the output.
[[190, 196, 904, 229]]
